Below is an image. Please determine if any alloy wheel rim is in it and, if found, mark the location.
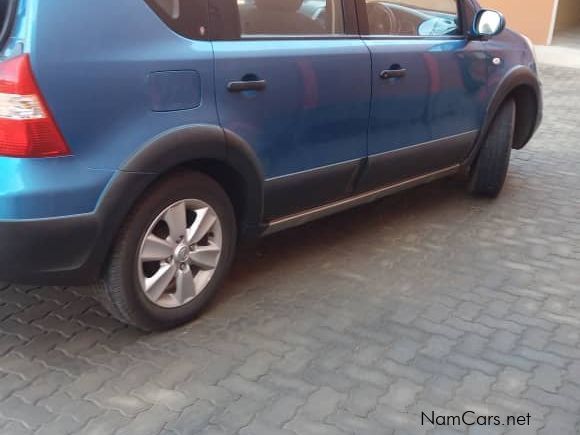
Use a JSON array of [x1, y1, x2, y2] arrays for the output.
[[137, 199, 223, 309]]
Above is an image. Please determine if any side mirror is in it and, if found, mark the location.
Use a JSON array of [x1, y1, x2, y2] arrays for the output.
[[472, 9, 505, 39]]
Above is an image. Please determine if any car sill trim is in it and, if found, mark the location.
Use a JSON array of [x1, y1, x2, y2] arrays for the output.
[[263, 164, 461, 236]]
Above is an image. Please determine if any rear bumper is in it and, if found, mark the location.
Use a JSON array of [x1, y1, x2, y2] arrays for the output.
[[0, 170, 158, 286], [0, 214, 100, 285]]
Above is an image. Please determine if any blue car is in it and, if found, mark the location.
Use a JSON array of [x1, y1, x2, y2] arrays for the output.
[[0, 0, 542, 330]]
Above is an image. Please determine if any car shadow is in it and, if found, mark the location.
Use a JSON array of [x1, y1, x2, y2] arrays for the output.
[[213, 176, 473, 307], [0, 175, 478, 370]]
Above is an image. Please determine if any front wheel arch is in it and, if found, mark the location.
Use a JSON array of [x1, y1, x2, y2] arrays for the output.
[[507, 84, 540, 150], [466, 66, 541, 169]]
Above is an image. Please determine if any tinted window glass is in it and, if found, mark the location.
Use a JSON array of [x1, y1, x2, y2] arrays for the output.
[[237, 0, 345, 36], [365, 0, 460, 36], [0, 0, 17, 49], [0, 1, 10, 22], [145, 0, 209, 40]]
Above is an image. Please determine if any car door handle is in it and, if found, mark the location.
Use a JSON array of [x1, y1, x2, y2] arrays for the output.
[[227, 80, 267, 92], [380, 68, 407, 79]]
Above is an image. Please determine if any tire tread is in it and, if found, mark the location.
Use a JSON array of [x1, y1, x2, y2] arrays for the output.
[[469, 99, 517, 198]]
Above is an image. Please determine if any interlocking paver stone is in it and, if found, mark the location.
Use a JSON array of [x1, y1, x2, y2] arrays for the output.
[[0, 396, 54, 429], [0, 65, 579, 434], [380, 378, 422, 411]]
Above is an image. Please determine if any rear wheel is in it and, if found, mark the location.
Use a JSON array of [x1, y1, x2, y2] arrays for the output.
[[95, 172, 237, 331], [469, 99, 516, 198]]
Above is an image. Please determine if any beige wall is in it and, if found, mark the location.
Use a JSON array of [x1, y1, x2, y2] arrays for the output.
[[479, 0, 558, 44], [555, 0, 580, 31]]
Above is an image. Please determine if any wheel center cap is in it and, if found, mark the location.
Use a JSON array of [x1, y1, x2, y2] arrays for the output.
[[175, 245, 190, 263]]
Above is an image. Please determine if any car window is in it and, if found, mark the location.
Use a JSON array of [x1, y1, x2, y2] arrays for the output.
[[365, 0, 461, 37], [145, 0, 209, 40], [236, 0, 345, 37], [0, 0, 17, 49]]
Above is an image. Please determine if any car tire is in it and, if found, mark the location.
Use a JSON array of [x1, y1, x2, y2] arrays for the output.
[[94, 171, 237, 331], [469, 99, 516, 198]]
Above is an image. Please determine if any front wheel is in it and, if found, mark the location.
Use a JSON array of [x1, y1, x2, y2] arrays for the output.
[[95, 171, 237, 331], [469, 99, 516, 198]]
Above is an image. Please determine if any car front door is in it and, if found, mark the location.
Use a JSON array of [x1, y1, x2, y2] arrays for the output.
[[356, 0, 488, 191], [210, 0, 372, 219]]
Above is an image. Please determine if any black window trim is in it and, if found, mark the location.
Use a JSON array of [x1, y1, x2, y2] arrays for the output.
[[145, 0, 473, 43], [354, 0, 469, 41]]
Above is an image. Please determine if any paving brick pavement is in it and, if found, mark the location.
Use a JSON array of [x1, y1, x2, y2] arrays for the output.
[[0, 65, 579, 434]]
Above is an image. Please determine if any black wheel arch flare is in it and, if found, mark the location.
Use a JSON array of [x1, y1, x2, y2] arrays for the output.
[[87, 124, 265, 282], [466, 65, 542, 167]]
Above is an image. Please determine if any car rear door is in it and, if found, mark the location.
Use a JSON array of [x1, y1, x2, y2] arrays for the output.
[[355, 0, 488, 192], [210, 0, 372, 219]]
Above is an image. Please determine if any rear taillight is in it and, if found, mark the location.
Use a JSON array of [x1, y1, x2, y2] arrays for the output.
[[0, 55, 70, 157]]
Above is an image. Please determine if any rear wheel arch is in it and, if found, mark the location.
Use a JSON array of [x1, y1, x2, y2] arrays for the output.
[[120, 125, 264, 235], [90, 126, 264, 281], [181, 157, 262, 238]]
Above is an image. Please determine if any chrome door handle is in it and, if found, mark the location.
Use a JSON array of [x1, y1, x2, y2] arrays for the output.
[[380, 68, 407, 79], [227, 80, 267, 92]]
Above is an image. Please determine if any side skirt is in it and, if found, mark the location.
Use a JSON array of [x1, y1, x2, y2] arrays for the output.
[[263, 164, 460, 236]]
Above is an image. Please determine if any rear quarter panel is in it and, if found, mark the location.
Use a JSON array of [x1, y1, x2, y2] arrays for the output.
[[30, 0, 218, 170], [0, 0, 219, 219]]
